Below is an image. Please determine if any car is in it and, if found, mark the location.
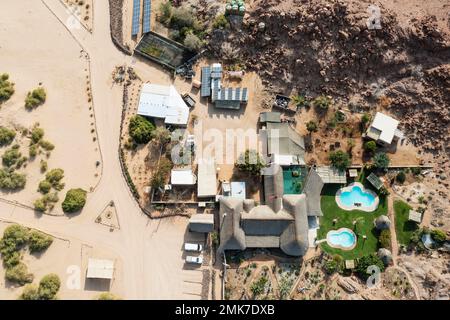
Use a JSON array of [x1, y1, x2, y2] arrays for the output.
[[186, 255, 203, 264], [184, 243, 203, 252], [182, 93, 196, 108]]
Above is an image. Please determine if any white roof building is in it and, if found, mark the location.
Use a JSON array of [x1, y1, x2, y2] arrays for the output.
[[171, 168, 197, 185], [86, 258, 114, 280], [137, 83, 189, 126], [366, 112, 402, 145], [197, 160, 217, 198]]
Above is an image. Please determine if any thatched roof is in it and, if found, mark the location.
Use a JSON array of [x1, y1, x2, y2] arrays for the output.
[[374, 215, 391, 230], [218, 197, 246, 252], [303, 168, 324, 216], [377, 248, 393, 266], [279, 194, 309, 256], [263, 164, 284, 212]]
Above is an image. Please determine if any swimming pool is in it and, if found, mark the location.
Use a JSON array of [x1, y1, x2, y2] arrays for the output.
[[283, 166, 307, 194], [335, 182, 379, 212], [326, 228, 357, 250]]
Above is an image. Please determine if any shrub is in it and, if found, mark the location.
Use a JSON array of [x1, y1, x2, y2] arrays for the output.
[[30, 127, 45, 144], [0, 73, 15, 103], [40, 160, 48, 173], [34, 198, 47, 212], [39, 140, 55, 151], [62, 188, 87, 213], [364, 141, 377, 153], [38, 274, 60, 300], [38, 180, 52, 194], [1, 224, 29, 248], [150, 158, 173, 189], [396, 171, 406, 184], [96, 292, 120, 300], [313, 95, 331, 113], [306, 121, 318, 133], [129, 115, 155, 144], [356, 253, 385, 280], [170, 6, 195, 29], [373, 152, 390, 169], [25, 87, 46, 110], [324, 260, 338, 274], [328, 150, 350, 171], [28, 230, 53, 253], [378, 229, 391, 249], [45, 168, 64, 186], [29, 144, 38, 157], [430, 229, 446, 243], [250, 276, 268, 297], [20, 284, 39, 300], [158, 1, 173, 25], [361, 113, 371, 125], [235, 149, 266, 175], [2, 147, 21, 167], [0, 127, 16, 146], [183, 32, 203, 51], [0, 168, 26, 190], [5, 262, 34, 285], [212, 14, 229, 29]]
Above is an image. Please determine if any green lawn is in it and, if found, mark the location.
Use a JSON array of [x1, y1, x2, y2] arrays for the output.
[[394, 200, 419, 245], [317, 184, 388, 259]]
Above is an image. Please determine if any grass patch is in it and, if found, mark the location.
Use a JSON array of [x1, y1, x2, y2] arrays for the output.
[[317, 184, 388, 259], [394, 200, 418, 245]]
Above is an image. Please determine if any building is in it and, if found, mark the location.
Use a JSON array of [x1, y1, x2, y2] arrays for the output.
[[201, 63, 248, 109], [365, 112, 404, 147], [189, 214, 214, 233], [170, 168, 197, 185], [197, 160, 218, 199], [86, 259, 114, 280], [218, 167, 324, 256], [137, 83, 190, 126]]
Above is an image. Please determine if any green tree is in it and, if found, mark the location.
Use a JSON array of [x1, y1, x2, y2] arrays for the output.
[[235, 149, 266, 175], [430, 229, 446, 243], [2, 146, 21, 167], [396, 171, 406, 184], [129, 115, 155, 144], [30, 127, 44, 144], [291, 94, 308, 108], [212, 14, 230, 29], [183, 32, 203, 51], [158, 1, 173, 25], [356, 253, 385, 280], [62, 188, 87, 213], [152, 127, 171, 146], [378, 229, 391, 249], [361, 113, 371, 125], [0, 168, 26, 190], [306, 121, 318, 134], [0, 73, 15, 103], [45, 168, 64, 187], [38, 180, 52, 194], [364, 141, 377, 153], [25, 87, 46, 110], [19, 284, 39, 300], [0, 127, 16, 146], [37, 274, 60, 300], [34, 198, 47, 212], [28, 230, 53, 253], [5, 262, 34, 285], [328, 150, 350, 171], [313, 95, 331, 113], [373, 152, 390, 169]]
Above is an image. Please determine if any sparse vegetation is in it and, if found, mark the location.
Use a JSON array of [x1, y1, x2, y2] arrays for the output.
[[62, 188, 87, 213], [250, 276, 268, 297], [25, 87, 46, 110], [150, 157, 173, 189], [0, 73, 15, 103], [96, 292, 120, 300], [128, 115, 155, 144], [0, 127, 16, 146]]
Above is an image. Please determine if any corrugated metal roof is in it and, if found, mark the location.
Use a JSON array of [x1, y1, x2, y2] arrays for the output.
[[367, 172, 383, 190], [315, 166, 347, 184]]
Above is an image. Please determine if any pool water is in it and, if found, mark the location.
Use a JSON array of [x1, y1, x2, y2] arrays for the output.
[[283, 166, 307, 194], [340, 185, 375, 208], [327, 229, 356, 249]]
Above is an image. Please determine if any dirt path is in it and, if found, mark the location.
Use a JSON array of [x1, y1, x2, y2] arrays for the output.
[[387, 192, 399, 266]]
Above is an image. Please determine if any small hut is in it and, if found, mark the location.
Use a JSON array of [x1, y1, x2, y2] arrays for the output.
[[374, 215, 391, 230]]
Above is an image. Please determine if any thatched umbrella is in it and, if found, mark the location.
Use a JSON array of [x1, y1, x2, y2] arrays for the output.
[[377, 248, 393, 266], [374, 215, 391, 230]]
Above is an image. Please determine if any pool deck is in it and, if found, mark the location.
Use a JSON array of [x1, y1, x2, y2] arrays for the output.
[[335, 182, 379, 212], [326, 228, 357, 251]]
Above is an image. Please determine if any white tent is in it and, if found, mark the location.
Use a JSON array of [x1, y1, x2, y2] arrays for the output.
[[137, 83, 189, 126], [171, 168, 197, 185], [86, 259, 114, 280]]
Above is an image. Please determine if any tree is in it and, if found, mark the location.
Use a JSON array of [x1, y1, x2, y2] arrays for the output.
[[96, 292, 121, 300], [34, 198, 47, 212], [170, 6, 195, 29], [0, 168, 26, 190], [5, 263, 34, 285], [19, 284, 39, 300], [396, 171, 406, 184], [328, 150, 350, 171], [45, 168, 64, 187], [373, 152, 390, 169], [38, 274, 60, 300], [28, 230, 53, 253], [62, 188, 87, 213], [158, 1, 173, 25], [25, 87, 46, 110], [347, 139, 355, 153], [364, 141, 377, 153], [2, 146, 21, 167], [152, 127, 171, 146], [183, 32, 203, 51], [313, 95, 331, 113], [150, 158, 173, 189], [431, 229, 446, 243], [378, 229, 391, 249], [30, 126, 44, 144], [212, 14, 229, 29], [38, 180, 52, 194], [356, 253, 385, 280], [361, 113, 371, 125], [0, 127, 16, 146], [291, 94, 308, 108], [0, 73, 15, 103], [235, 149, 265, 175], [306, 121, 318, 134], [129, 115, 155, 144]]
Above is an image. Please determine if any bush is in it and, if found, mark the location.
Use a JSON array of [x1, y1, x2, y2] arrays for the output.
[[38, 274, 60, 300], [62, 188, 87, 213], [183, 32, 203, 51], [212, 14, 229, 29], [379, 229, 391, 249], [373, 152, 390, 169], [313, 95, 332, 113], [30, 127, 44, 144], [158, 1, 173, 25], [361, 113, 371, 125], [0, 127, 16, 146], [396, 171, 406, 184], [96, 292, 120, 300], [5, 262, 34, 285], [150, 158, 173, 189], [328, 150, 350, 171], [306, 121, 318, 133], [2, 147, 21, 167], [25, 87, 46, 110], [39, 140, 55, 151], [38, 180, 52, 194], [430, 229, 446, 243], [235, 149, 266, 175], [40, 160, 48, 173], [34, 198, 47, 212], [45, 168, 64, 188], [364, 141, 377, 153], [170, 6, 195, 29], [29, 144, 38, 157], [0, 168, 26, 190], [356, 253, 385, 280], [28, 230, 53, 253], [250, 276, 268, 297], [20, 284, 39, 300], [129, 115, 155, 144], [0, 73, 15, 103]]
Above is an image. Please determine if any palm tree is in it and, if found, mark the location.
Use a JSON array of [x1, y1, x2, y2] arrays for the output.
[[291, 94, 308, 109]]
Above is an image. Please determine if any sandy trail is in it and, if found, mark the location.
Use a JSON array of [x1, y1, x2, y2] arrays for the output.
[[0, 0, 203, 299]]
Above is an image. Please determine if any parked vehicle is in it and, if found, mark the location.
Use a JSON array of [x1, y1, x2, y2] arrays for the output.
[[186, 255, 203, 264], [182, 93, 196, 108], [184, 243, 203, 252]]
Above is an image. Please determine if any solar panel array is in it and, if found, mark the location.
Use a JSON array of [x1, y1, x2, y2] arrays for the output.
[[131, 0, 141, 36], [201, 67, 211, 97], [143, 0, 151, 34]]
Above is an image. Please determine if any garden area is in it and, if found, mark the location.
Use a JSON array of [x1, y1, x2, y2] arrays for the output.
[[393, 200, 418, 246], [317, 182, 388, 260]]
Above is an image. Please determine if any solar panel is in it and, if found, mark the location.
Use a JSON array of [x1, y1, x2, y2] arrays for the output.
[[142, 0, 151, 34], [242, 88, 248, 101], [131, 0, 141, 36], [201, 67, 211, 97]]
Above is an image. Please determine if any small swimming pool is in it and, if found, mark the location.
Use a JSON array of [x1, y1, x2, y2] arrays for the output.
[[327, 228, 357, 250], [335, 182, 379, 212], [283, 166, 307, 195]]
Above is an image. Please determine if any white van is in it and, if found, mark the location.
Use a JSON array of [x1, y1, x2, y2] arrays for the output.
[[184, 243, 203, 252], [186, 255, 203, 264]]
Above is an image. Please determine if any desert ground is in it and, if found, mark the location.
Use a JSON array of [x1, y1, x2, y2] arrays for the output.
[[0, 0, 207, 299]]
